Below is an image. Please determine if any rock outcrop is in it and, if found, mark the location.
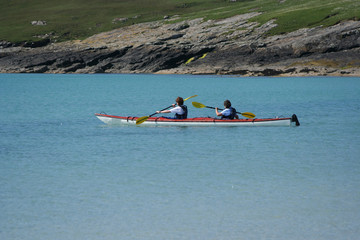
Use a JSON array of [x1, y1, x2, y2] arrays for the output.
[[1, 13, 359, 76]]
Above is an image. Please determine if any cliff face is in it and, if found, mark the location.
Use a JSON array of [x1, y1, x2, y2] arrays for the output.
[[1, 13, 360, 76]]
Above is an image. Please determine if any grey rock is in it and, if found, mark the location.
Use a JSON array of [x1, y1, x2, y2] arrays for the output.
[[31, 20, 47, 26]]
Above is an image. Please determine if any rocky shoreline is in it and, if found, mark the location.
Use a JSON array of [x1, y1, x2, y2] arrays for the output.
[[1, 13, 360, 76]]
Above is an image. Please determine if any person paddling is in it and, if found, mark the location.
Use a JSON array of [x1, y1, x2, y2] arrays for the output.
[[156, 96, 188, 119], [215, 99, 239, 119]]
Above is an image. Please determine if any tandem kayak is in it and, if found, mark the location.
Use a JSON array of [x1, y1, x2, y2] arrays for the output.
[[95, 113, 300, 127]]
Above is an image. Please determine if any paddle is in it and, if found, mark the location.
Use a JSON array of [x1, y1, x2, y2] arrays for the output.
[[136, 95, 198, 125], [192, 101, 256, 119]]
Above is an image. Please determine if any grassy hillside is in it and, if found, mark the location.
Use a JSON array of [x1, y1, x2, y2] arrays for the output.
[[0, 0, 359, 43]]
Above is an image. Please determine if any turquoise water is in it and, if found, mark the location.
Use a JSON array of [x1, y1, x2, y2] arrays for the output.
[[1, 74, 360, 240]]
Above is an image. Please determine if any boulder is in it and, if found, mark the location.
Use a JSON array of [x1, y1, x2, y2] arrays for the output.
[[31, 20, 47, 26]]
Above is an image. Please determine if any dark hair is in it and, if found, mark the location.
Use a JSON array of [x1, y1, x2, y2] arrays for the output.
[[176, 97, 184, 105], [224, 100, 231, 108]]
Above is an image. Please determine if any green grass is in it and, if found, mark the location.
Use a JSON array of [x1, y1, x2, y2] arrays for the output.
[[250, 0, 360, 35], [0, 0, 359, 43]]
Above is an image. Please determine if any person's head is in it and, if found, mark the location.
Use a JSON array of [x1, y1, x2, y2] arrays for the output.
[[176, 97, 184, 105], [224, 100, 231, 108]]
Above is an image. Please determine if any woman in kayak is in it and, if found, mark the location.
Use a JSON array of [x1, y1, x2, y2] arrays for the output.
[[215, 100, 239, 119], [156, 96, 188, 119]]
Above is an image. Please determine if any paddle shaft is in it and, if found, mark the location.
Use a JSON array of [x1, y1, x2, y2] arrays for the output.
[[149, 105, 173, 117], [191, 101, 255, 119], [203, 105, 244, 115], [136, 95, 198, 125], [149, 95, 198, 117]]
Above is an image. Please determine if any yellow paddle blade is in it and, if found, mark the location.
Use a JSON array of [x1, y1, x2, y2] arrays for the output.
[[192, 101, 206, 108], [184, 95, 198, 101], [136, 116, 149, 125], [241, 112, 256, 119]]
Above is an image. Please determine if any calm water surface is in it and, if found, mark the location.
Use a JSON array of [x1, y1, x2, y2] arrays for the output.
[[1, 74, 360, 240]]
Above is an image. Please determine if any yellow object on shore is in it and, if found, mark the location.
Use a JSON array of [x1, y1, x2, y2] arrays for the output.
[[185, 57, 195, 64], [185, 53, 207, 65], [199, 53, 207, 59]]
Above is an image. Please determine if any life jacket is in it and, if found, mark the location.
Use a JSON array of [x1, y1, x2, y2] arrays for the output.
[[175, 105, 188, 119], [221, 107, 236, 120]]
